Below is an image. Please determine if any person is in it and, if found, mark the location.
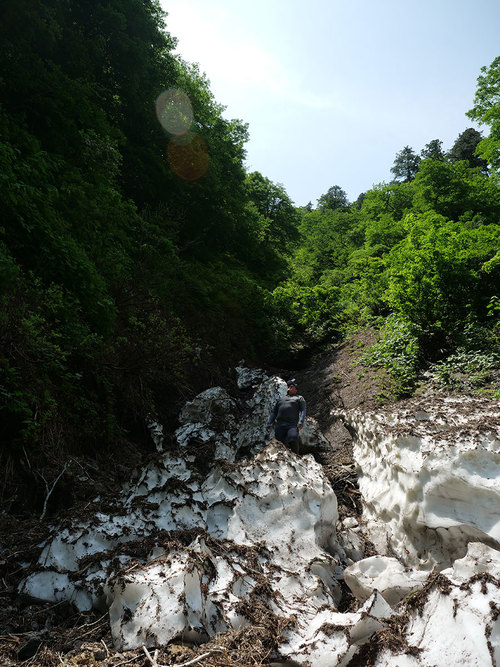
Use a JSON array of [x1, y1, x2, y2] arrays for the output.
[[265, 379, 306, 454]]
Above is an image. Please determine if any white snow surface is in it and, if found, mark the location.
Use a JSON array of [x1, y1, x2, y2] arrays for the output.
[[20, 371, 363, 664], [341, 394, 500, 570], [375, 542, 500, 666], [18, 376, 500, 665], [344, 555, 428, 606]]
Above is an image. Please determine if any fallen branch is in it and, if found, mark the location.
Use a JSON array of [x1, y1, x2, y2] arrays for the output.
[[142, 644, 226, 667], [113, 655, 141, 667], [37, 463, 69, 520], [176, 650, 225, 667], [100, 638, 110, 658], [142, 646, 160, 667]]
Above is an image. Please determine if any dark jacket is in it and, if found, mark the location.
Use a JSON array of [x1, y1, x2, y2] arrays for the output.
[[266, 394, 306, 428]]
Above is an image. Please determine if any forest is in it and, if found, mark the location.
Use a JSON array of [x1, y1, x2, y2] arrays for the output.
[[1, 0, 499, 507]]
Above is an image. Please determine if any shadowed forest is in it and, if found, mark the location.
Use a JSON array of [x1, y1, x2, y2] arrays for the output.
[[1, 0, 499, 510]]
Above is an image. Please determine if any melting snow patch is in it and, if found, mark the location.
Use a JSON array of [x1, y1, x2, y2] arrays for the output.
[[344, 555, 428, 606], [340, 394, 500, 569], [19, 374, 500, 665], [374, 543, 500, 666], [18, 362, 350, 663]]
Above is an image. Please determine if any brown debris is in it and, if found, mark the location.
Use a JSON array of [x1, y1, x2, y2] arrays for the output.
[[0, 338, 397, 666], [404, 572, 453, 616], [347, 613, 422, 667]]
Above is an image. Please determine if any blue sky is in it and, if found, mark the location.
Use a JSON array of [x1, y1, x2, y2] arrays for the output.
[[160, 0, 500, 206]]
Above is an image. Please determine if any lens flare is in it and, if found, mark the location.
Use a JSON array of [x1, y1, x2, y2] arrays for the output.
[[155, 89, 193, 136], [167, 132, 209, 181]]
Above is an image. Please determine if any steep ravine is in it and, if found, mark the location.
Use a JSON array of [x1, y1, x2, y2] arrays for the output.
[[1, 334, 500, 667]]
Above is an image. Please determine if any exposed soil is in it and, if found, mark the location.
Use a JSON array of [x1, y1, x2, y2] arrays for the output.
[[297, 327, 389, 450], [293, 328, 391, 524], [0, 329, 388, 667]]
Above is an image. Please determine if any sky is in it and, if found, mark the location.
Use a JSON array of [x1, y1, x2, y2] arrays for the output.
[[159, 0, 500, 207]]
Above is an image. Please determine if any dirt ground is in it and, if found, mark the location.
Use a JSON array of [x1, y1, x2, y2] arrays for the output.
[[297, 327, 388, 451], [0, 329, 387, 667], [294, 328, 391, 528]]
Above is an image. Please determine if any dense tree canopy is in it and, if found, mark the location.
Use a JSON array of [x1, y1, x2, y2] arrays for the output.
[[0, 0, 294, 464], [1, 2, 499, 477], [272, 99, 500, 359], [421, 139, 445, 161]]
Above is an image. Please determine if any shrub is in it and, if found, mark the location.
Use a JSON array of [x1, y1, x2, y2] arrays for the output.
[[360, 315, 423, 398]]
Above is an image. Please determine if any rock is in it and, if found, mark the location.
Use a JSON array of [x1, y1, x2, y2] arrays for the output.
[[234, 376, 286, 453], [338, 527, 365, 564], [175, 374, 331, 461], [178, 387, 236, 425], [235, 366, 268, 391], [299, 416, 333, 452], [174, 377, 285, 461]]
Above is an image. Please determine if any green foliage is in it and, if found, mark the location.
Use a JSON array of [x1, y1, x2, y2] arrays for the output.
[[487, 295, 500, 316], [429, 322, 500, 396], [0, 241, 19, 291], [339, 251, 390, 322], [171, 256, 272, 356], [391, 145, 421, 182], [363, 213, 405, 251], [360, 181, 416, 221], [0, 0, 295, 469], [317, 185, 350, 212], [413, 158, 500, 223], [432, 349, 500, 394], [1, 1, 500, 481], [297, 209, 365, 281], [386, 212, 500, 330], [243, 171, 300, 282], [421, 139, 445, 160], [269, 280, 341, 347], [0, 273, 110, 454], [360, 315, 423, 398], [447, 128, 488, 172], [467, 56, 500, 171]]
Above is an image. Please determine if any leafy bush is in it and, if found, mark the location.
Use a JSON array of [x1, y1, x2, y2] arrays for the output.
[[387, 212, 500, 330], [431, 349, 500, 394], [269, 280, 341, 350], [429, 321, 500, 396], [0, 273, 110, 456], [360, 315, 423, 398]]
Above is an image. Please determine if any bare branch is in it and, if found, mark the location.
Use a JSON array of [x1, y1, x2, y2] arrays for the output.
[[38, 463, 68, 520], [142, 645, 226, 667]]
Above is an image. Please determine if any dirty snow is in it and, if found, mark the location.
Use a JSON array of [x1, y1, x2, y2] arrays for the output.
[[342, 395, 500, 569], [18, 374, 500, 665]]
